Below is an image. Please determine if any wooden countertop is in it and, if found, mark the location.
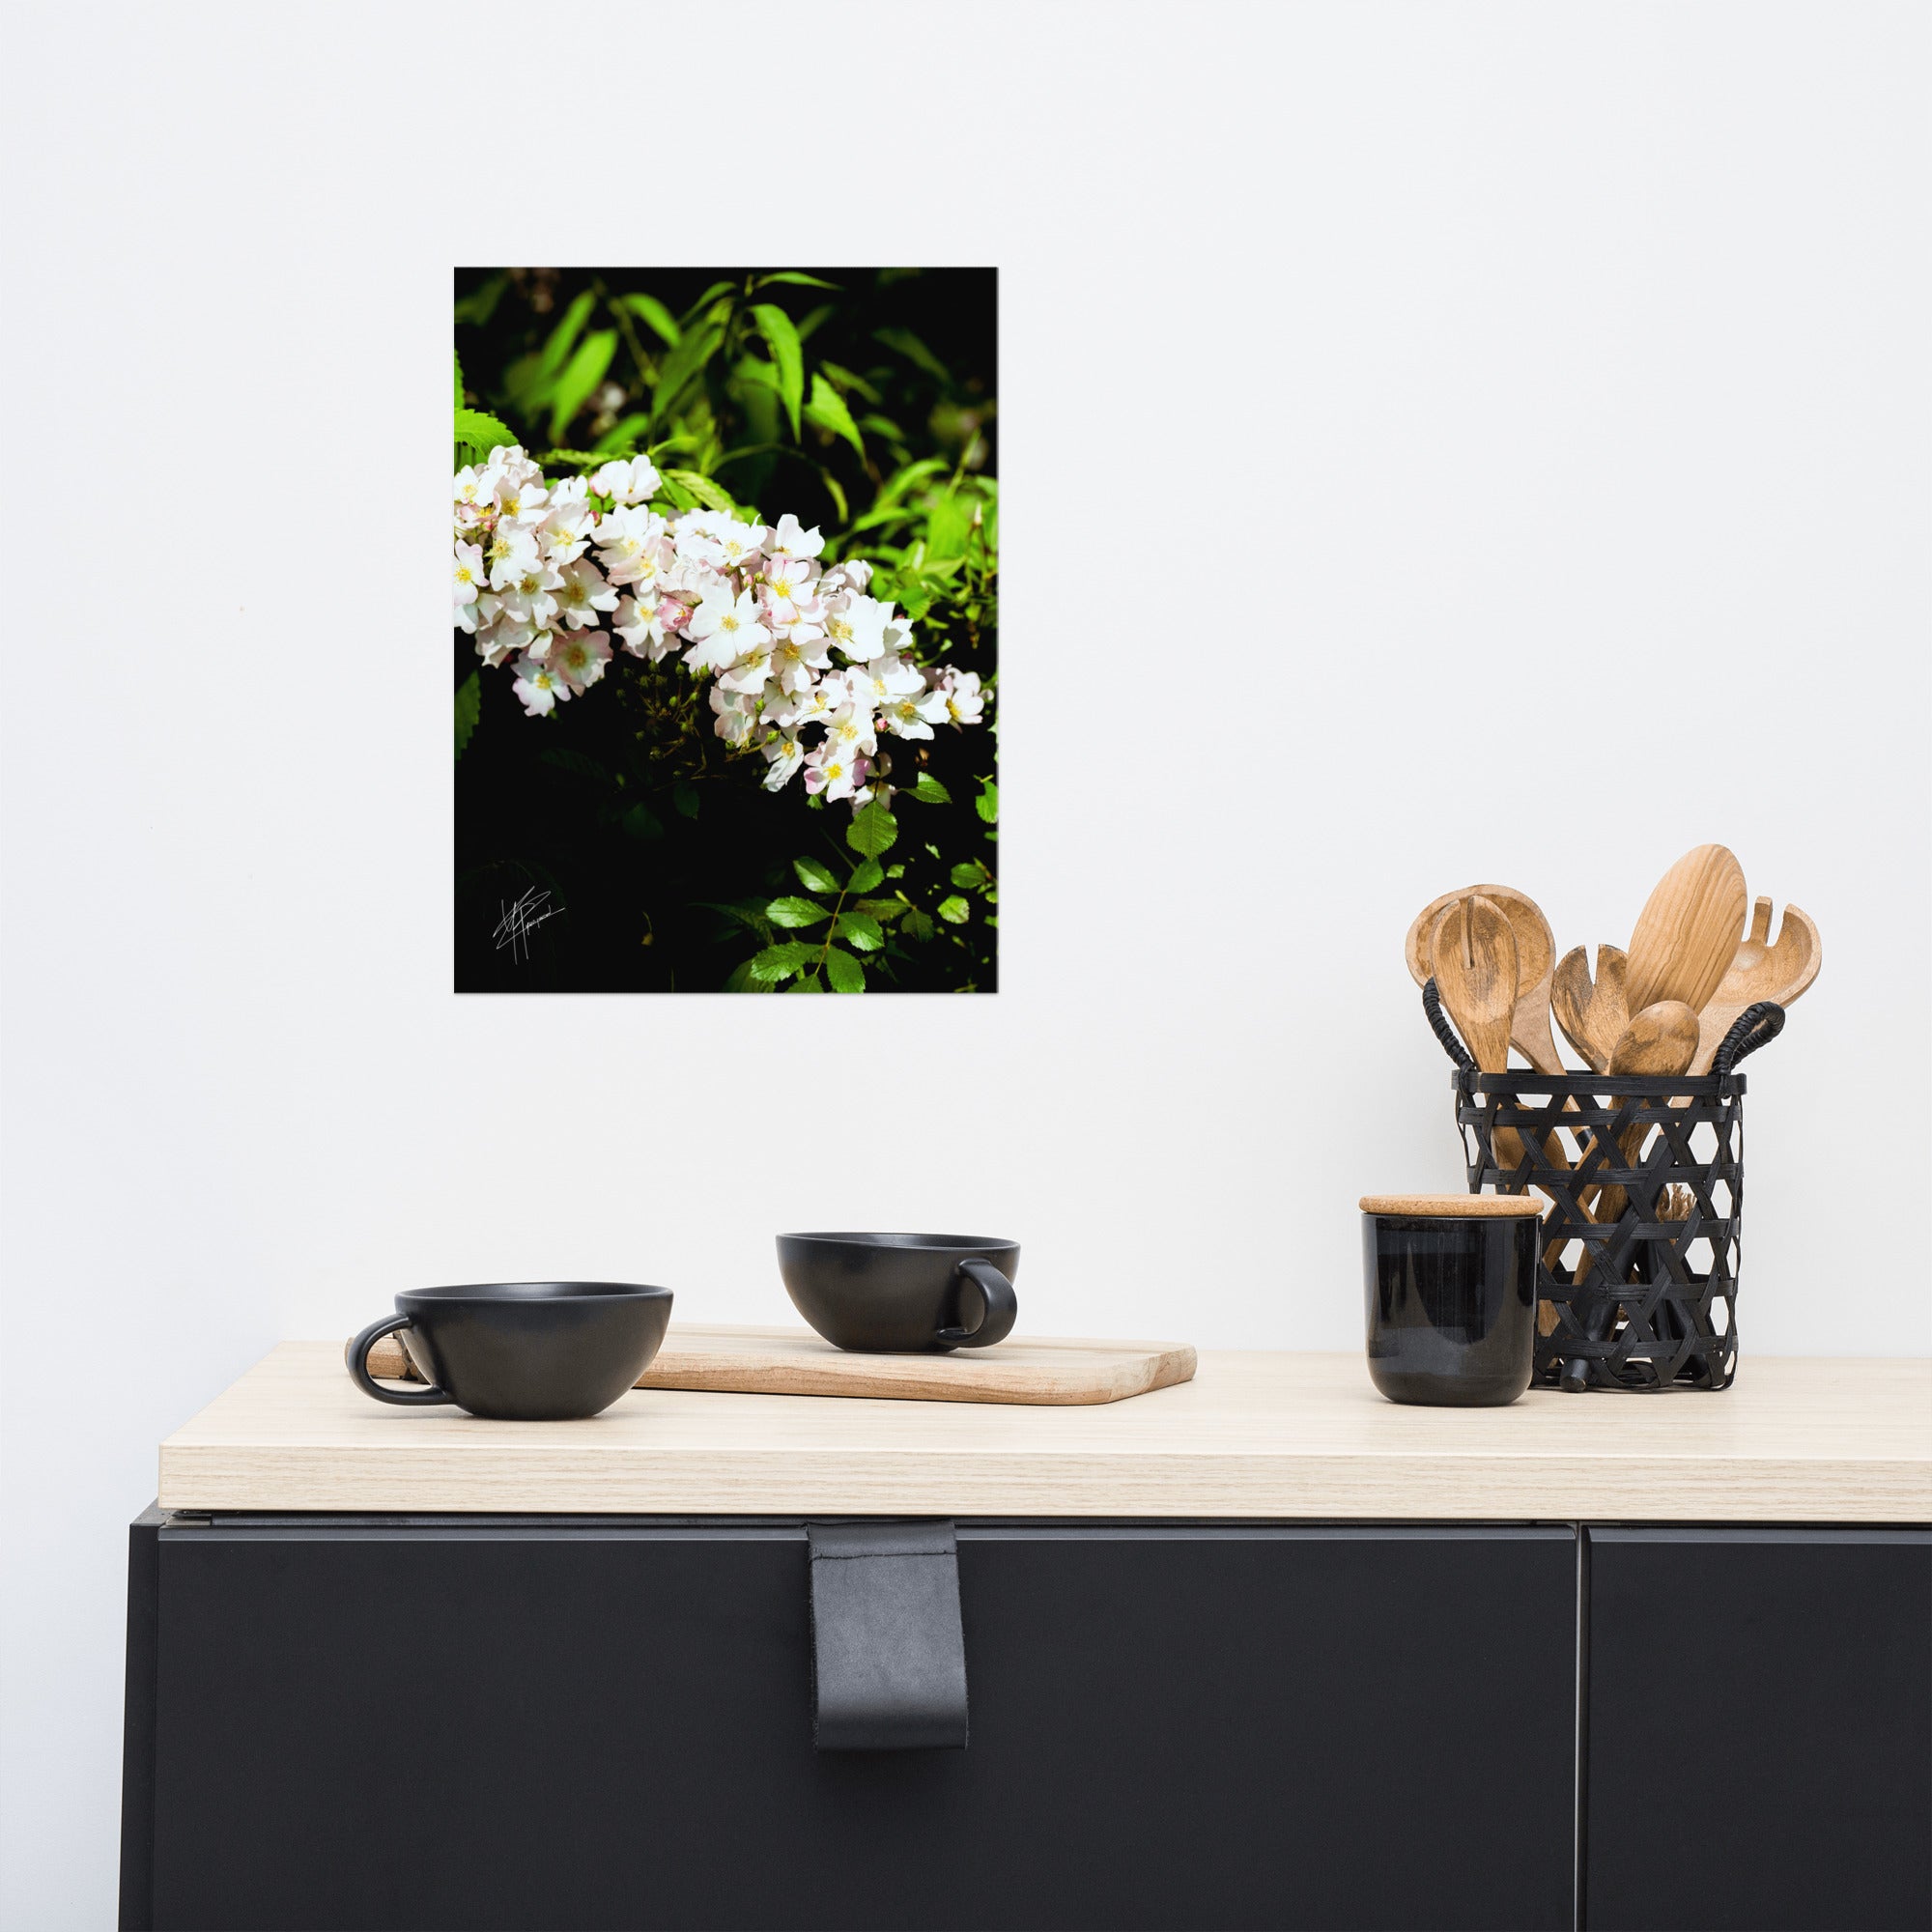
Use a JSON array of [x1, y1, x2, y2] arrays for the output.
[[156, 1342, 1932, 1521]]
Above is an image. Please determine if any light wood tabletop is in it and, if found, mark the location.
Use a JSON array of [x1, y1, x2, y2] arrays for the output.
[[157, 1340, 1932, 1522]]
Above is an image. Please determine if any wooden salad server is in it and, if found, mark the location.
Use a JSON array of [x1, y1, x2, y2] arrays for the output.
[[1551, 945, 1630, 1076], [1624, 844, 1748, 1018], [1428, 895, 1518, 1075], [1406, 884, 1564, 1075], [1690, 897, 1822, 1074]]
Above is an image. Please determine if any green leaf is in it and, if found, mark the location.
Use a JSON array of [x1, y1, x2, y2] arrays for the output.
[[845, 800, 897, 858], [937, 895, 972, 924], [845, 857, 884, 893], [618, 292, 680, 347], [874, 326, 951, 382], [547, 328, 617, 442], [852, 897, 906, 923], [927, 491, 975, 560], [650, 322, 724, 429], [793, 856, 840, 893], [949, 863, 983, 891], [539, 748, 612, 784], [454, 672, 479, 757], [452, 351, 465, 409], [453, 273, 507, 327], [789, 973, 825, 992], [835, 911, 884, 952], [621, 802, 666, 842], [454, 408, 517, 469], [750, 303, 804, 439], [540, 292, 598, 380], [653, 474, 697, 511], [696, 899, 772, 940], [671, 781, 700, 819], [593, 412, 652, 454], [748, 941, 813, 984], [678, 281, 736, 328], [904, 909, 935, 942], [804, 370, 865, 459], [823, 946, 867, 993], [757, 271, 840, 291], [766, 895, 831, 928], [815, 466, 848, 524], [907, 775, 952, 806], [795, 303, 836, 342], [818, 360, 882, 406], [663, 468, 736, 514], [975, 780, 999, 825]]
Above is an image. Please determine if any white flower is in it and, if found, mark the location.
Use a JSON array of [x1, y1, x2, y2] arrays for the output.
[[760, 730, 806, 790], [594, 504, 670, 588], [823, 592, 897, 662], [485, 446, 548, 524], [549, 628, 613, 694], [883, 686, 950, 740], [708, 682, 756, 745], [682, 584, 771, 674], [612, 593, 678, 663], [678, 511, 767, 575], [588, 454, 661, 505], [511, 652, 570, 717], [822, 701, 878, 763], [538, 479, 595, 563], [942, 669, 986, 726], [486, 546, 562, 629], [768, 626, 832, 695], [759, 553, 823, 633], [851, 653, 923, 710], [716, 633, 776, 695], [552, 556, 618, 629], [453, 542, 486, 634], [768, 513, 825, 560]]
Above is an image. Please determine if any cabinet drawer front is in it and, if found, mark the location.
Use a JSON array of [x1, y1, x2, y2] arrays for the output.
[[148, 1520, 1576, 1932], [1585, 1528, 1932, 1932]]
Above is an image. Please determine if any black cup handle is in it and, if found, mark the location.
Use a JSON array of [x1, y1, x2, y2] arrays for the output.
[[345, 1314, 454, 1406], [938, 1258, 1017, 1349]]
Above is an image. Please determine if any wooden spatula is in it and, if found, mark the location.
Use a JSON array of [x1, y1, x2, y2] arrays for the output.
[[1551, 945, 1630, 1076], [1625, 845, 1748, 1017]]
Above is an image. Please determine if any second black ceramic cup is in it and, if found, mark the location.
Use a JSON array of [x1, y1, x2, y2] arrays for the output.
[[777, 1233, 1019, 1352], [344, 1282, 673, 1419], [1361, 1196, 1541, 1406]]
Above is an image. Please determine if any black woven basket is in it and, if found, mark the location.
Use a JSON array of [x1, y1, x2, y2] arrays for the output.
[[1426, 989, 1785, 1391]]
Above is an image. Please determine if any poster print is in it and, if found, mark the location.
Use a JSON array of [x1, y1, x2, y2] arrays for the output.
[[453, 268, 998, 993]]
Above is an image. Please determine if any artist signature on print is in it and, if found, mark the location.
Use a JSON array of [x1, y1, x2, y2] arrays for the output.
[[493, 887, 565, 963]]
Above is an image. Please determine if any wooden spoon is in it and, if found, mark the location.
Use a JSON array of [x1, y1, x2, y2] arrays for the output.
[[1551, 945, 1630, 1076], [1625, 844, 1748, 1018], [1406, 884, 1563, 1074], [1690, 897, 1822, 1073], [1562, 1000, 1702, 1388]]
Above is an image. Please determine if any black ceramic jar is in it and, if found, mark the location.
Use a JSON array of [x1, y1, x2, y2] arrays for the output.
[[1360, 1195, 1543, 1406]]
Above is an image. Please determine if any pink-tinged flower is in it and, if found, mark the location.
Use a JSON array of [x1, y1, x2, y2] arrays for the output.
[[552, 556, 618, 629], [851, 653, 923, 709], [708, 683, 756, 745], [759, 554, 822, 631], [717, 635, 776, 696], [612, 594, 675, 663], [803, 746, 865, 802], [822, 701, 878, 764], [511, 653, 570, 717], [679, 510, 768, 574], [823, 592, 897, 662], [549, 628, 613, 694]]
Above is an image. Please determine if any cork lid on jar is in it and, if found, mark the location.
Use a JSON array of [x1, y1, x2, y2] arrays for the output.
[[1358, 1194, 1545, 1217]]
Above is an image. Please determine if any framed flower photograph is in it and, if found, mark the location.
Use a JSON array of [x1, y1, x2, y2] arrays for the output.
[[454, 268, 998, 992]]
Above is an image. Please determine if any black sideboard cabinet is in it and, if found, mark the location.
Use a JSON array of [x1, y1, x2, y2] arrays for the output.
[[119, 1514, 1929, 1932]]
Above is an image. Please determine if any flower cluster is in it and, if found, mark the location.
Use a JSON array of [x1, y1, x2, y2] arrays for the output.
[[453, 444, 986, 804]]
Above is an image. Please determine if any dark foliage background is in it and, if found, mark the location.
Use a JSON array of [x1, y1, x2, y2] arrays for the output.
[[454, 268, 997, 993]]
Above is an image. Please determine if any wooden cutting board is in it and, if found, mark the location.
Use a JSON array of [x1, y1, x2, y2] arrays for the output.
[[362, 1322, 1197, 1407]]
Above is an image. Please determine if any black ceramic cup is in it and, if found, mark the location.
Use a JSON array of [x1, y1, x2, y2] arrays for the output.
[[777, 1233, 1019, 1353], [344, 1282, 673, 1420], [1361, 1196, 1542, 1406]]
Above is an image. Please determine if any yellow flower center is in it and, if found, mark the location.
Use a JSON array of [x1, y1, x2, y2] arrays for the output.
[[721, 613, 740, 633]]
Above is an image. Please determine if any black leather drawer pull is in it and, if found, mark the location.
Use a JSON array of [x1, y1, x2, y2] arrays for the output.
[[807, 1520, 969, 1750]]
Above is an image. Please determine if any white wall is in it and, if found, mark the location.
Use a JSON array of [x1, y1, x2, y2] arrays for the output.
[[4, 2, 1925, 1921]]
